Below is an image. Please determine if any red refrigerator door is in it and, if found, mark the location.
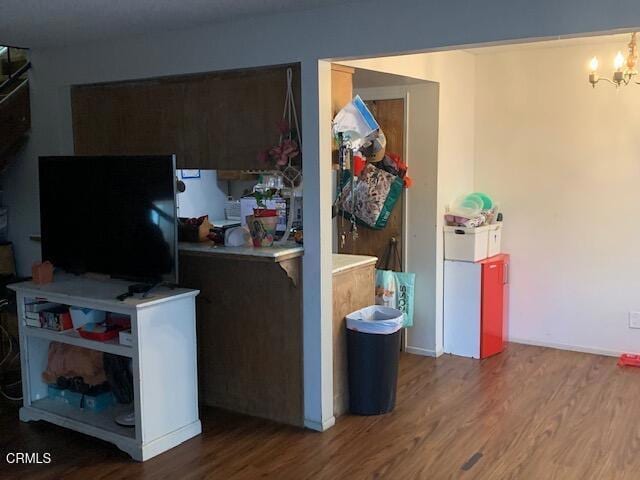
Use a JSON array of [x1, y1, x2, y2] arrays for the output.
[[480, 255, 506, 358]]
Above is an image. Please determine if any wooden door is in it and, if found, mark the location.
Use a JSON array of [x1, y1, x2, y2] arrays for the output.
[[338, 98, 405, 271]]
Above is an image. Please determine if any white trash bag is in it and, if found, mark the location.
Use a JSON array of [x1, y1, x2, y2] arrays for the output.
[[346, 306, 403, 335]]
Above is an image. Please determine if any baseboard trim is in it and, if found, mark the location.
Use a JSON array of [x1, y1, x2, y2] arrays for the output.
[[304, 416, 335, 432], [405, 345, 443, 357], [509, 337, 625, 358]]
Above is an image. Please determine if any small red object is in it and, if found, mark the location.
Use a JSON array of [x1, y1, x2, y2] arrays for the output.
[[77, 323, 124, 341], [353, 155, 366, 176], [617, 353, 640, 367], [32, 261, 54, 284], [253, 208, 278, 218]]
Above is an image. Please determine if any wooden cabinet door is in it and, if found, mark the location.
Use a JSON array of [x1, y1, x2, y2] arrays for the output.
[[71, 79, 189, 161], [71, 64, 301, 170]]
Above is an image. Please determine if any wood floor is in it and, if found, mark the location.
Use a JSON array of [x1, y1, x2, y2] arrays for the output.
[[2, 343, 640, 479]]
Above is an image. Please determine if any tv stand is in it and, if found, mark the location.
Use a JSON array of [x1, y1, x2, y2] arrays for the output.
[[9, 275, 201, 461], [116, 281, 178, 301]]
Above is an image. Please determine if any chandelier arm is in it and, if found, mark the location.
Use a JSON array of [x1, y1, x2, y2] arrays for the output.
[[596, 78, 616, 85]]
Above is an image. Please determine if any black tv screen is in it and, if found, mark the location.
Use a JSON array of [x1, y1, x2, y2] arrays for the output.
[[39, 155, 177, 283]]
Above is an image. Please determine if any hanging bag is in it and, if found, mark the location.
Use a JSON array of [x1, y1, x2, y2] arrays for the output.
[[339, 164, 404, 229], [375, 239, 416, 327]]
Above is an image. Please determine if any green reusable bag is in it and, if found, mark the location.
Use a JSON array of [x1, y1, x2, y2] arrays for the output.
[[375, 239, 416, 327], [394, 272, 415, 327]]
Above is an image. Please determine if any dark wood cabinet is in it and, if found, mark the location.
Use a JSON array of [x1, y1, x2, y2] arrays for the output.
[[71, 63, 301, 170], [179, 251, 303, 426]]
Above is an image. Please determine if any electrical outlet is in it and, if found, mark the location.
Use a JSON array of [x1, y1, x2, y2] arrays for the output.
[[629, 312, 640, 329]]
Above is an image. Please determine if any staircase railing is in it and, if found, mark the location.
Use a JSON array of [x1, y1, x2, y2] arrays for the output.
[[0, 61, 32, 96], [0, 46, 31, 169], [0, 46, 31, 96]]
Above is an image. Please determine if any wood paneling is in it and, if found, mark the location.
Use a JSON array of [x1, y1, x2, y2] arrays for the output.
[[331, 64, 354, 165], [5, 344, 640, 479], [178, 253, 303, 426], [338, 98, 405, 271], [331, 64, 354, 118], [332, 263, 375, 416], [71, 64, 301, 170]]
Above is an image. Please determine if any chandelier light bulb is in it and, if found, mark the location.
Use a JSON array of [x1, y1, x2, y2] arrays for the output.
[[614, 51, 625, 70], [590, 57, 599, 72]]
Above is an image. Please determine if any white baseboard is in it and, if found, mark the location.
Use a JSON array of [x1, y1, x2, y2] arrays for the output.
[[508, 337, 625, 358], [405, 345, 443, 357], [304, 416, 335, 432]]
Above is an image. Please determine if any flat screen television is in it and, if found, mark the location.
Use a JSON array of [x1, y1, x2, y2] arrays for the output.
[[39, 155, 178, 283]]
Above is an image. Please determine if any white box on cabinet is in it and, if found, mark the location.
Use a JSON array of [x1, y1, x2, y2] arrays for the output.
[[444, 225, 490, 262], [487, 223, 503, 257]]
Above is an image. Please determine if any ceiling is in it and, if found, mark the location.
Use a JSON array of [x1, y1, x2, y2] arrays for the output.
[[0, 0, 347, 49]]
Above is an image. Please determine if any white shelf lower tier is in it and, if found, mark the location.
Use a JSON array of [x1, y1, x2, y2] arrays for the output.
[[27, 397, 136, 439], [23, 325, 133, 357], [21, 400, 202, 461], [21, 398, 139, 458]]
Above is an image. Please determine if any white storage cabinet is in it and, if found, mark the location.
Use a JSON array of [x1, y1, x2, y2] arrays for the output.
[[9, 276, 201, 461]]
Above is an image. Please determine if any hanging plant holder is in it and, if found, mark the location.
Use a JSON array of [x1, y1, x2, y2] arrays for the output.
[[255, 67, 303, 245]]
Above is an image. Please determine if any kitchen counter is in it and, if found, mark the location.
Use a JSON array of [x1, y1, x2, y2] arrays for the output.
[[333, 254, 377, 274], [179, 241, 303, 263]]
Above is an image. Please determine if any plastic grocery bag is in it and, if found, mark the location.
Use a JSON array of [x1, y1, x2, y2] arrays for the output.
[[375, 269, 416, 327], [375, 270, 397, 309], [332, 95, 380, 149]]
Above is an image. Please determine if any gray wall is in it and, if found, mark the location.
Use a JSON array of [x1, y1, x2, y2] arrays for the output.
[[4, 0, 640, 430]]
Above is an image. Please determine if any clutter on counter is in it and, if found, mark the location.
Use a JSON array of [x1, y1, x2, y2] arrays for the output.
[[178, 215, 214, 242], [178, 241, 303, 262]]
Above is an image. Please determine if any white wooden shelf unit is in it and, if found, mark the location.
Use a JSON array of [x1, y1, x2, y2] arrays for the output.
[[9, 275, 201, 461]]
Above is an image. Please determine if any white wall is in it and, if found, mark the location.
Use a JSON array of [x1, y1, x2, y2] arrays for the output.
[[3, 0, 640, 429], [176, 170, 227, 220], [345, 51, 476, 355], [474, 38, 640, 356]]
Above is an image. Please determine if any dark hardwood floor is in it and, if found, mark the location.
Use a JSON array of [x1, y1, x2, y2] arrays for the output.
[[2, 343, 640, 479]]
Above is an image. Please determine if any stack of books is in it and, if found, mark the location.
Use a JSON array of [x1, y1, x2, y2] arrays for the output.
[[24, 301, 71, 331]]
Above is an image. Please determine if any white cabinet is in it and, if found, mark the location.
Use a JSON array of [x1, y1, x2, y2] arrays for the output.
[[9, 276, 201, 461]]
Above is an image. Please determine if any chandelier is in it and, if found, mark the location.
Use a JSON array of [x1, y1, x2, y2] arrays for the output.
[[588, 32, 639, 88]]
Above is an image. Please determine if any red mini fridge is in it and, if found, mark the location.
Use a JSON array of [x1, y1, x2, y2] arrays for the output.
[[443, 254, 510, 359]]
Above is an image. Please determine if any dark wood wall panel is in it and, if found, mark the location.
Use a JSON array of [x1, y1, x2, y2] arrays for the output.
[[179, 253, 303, 426], [71, 64, 301, 170]]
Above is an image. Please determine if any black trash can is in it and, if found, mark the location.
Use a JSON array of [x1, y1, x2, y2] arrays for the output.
[[346, 306, 403, 415]]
